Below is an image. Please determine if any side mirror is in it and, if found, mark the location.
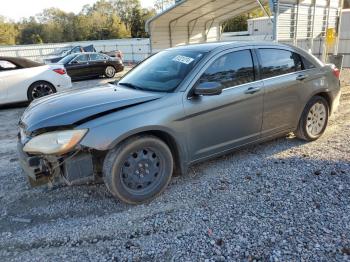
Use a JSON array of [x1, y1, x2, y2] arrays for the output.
[[70, 60, 79, 65], [194, 82, 223, 96]]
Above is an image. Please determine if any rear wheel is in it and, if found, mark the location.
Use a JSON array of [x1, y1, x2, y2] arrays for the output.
[[296, 96, 329, 141], [104, 66, 116, 78], [28, 81, 56, 101], [103, 136, 173, 204]]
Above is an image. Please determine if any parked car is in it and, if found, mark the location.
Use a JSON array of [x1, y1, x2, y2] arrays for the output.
[[44, 45, 96, 64], [18, 42, 341, 204], [56, 52, 124, 81], [0, 56, 72, 105], [101, 50, 123, 60]]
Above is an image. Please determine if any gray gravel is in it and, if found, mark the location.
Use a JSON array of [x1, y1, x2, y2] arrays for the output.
[[0, 72, 349, 261]]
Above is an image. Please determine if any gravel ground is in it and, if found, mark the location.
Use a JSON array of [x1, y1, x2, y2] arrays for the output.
[[0, 71, 349, 261]]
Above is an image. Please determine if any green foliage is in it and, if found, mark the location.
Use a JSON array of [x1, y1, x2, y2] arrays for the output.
[[154, 0, 174, 12], [222, 5, 271, 32], [0, 16, 19, 45], [345, 0, 350, 8], [0, 0, 156, 45], [17, 17, 44, 44]]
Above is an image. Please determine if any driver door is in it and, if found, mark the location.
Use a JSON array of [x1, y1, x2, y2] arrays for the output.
[[183, 49, 264, 161], [67, 54, 90, 79]]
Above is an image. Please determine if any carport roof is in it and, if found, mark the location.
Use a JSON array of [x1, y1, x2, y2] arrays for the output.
[[146, 0, 269, 50], [146, 0, 269, 30]]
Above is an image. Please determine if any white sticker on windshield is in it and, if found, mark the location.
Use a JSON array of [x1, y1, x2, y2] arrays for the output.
[[172, 55, 194, 65]]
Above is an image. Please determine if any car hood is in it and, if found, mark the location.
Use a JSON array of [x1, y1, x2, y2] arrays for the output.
[[20, 84, 164, 134]]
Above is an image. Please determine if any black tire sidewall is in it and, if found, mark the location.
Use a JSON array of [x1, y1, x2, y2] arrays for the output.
[[103, 136, 173, 204], [28, 81, 56, 101], [300, 96, 329, 141]]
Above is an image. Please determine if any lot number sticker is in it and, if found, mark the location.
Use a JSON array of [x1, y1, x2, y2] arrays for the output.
[[172, 55, 194, 65]]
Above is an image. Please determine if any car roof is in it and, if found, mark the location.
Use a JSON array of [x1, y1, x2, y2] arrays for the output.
[[166, 41, 291, 53], [0, 56, 43, 68]]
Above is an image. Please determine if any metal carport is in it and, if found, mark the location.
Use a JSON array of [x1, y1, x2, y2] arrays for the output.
[[146, 0, 343, 62], [146, 0, 269, 52]]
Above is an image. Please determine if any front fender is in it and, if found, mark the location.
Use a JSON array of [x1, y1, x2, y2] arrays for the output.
[[77, 93, 188, 163]]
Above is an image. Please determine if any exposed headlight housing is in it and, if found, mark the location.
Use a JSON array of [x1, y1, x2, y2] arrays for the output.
[[23, 129, 88, 155]]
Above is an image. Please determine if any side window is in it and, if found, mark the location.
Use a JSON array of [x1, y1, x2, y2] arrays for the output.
[[0, 60, 17, 70], [90, 54, 107, 61], [199, 50, 255, 88], [301, 56, 316, 70], [258, 49, 302, 79], [74, 55, 88, 63]]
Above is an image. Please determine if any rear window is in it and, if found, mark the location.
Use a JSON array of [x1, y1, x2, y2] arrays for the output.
[[0, 60, 17, 70], [258, 49, 302, 79]]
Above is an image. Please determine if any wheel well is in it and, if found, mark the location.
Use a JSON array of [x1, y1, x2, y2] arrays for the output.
[[27, 80, 56, 100], [101, 131, 182, 177], [106, 65, 116, 70], [138, 131, 183, 176], [314, 92, 332, 113]]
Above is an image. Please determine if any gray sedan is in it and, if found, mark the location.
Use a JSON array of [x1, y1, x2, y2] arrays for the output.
[[18, 41, 341, 204]]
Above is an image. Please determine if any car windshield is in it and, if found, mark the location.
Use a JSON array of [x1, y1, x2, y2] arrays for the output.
[[119, 50, 205, 92], [58, 54, 77, 64]]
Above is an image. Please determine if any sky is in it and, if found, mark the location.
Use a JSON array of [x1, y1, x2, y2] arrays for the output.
[[0, 0, 155, 21]]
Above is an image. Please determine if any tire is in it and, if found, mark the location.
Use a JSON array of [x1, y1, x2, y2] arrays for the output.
[[28, 81, 56, 101], [103, 136, 173, 204], [295, 96, 329, 141], [104, 66, 116, 78]]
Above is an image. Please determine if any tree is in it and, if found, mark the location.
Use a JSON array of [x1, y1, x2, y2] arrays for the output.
[[17, 17, 44, 44], [130, 7, 156, 37], [222, 5, 271, 32], [0, 0, 155, 45], [77, 1, 130, 40], [110, 0, 140, 30], [0, 16, 18, 45], [345, 0, 350, 8], [154, 0, 174, 12]]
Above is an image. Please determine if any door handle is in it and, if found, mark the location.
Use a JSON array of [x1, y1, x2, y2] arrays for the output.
[[245, 87, 261, 95], [296, 74, 308, 81]]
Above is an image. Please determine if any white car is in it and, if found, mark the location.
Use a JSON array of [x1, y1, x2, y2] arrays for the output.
[[0, 57, 72, 105]]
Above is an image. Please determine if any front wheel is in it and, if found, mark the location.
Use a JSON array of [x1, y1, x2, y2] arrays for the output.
[[295, 96, 329, 141], [104, 66, 116, 78], [103, 136, 173, 204], [28, 81, 56, 101]]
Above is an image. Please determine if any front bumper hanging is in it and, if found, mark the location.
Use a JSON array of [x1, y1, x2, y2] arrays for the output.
[[17, 141, 95, 187]]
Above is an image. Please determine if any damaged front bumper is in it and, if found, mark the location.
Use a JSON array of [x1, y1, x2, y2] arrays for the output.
[[17, 140, 96, 187]]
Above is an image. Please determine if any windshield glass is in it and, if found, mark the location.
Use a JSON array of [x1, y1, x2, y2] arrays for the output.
[[58, 54, 77, 64], [119, 50, 205, 92]]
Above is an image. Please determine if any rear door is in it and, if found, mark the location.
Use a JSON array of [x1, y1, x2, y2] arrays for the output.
[[256, 48, 305, 136], [89, 53, 108, 75], [183, 48, 264, 161]]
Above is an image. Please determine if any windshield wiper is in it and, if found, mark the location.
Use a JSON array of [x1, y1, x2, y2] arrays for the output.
[[118, 82, 145, 91]]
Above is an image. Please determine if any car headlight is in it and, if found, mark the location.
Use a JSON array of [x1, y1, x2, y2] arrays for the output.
[[23, 129, 88, 155]]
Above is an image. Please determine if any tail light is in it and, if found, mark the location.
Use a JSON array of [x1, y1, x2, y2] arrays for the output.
[[116, 51, 123, 60], [53, 68, 66, 75], [332, 67, 341, 79]]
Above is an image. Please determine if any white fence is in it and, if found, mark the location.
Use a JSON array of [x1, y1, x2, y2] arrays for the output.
[[0, 38, 151, 63]]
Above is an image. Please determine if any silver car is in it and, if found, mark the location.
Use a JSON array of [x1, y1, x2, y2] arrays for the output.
[[18, 41, 341, 204]]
